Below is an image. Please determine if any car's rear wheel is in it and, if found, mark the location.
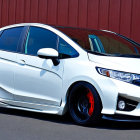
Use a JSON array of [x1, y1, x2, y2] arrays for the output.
[[68, 82, 102, 125]]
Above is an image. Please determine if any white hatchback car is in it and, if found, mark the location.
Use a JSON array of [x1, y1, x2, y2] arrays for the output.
[[0, 23, 140, 125]]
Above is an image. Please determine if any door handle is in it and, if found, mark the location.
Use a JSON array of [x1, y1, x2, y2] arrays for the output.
[[18, 59, 26, 65]]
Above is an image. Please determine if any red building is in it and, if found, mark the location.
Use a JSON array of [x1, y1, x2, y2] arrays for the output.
[[0, 0, 140, 43]]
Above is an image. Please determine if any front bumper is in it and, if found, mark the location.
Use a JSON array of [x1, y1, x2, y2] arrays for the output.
[[96, 76, 140, 118]]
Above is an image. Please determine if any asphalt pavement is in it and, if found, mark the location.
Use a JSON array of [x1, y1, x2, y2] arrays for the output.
[[0, 108, 140, 140]]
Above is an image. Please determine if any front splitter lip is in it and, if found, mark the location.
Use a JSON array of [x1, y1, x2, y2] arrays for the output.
[[102, 114, 140, 122]]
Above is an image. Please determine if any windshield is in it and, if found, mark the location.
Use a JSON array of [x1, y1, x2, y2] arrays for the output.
[[56, 27, 140, 57]]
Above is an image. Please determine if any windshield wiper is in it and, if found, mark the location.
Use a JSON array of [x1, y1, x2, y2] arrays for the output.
[[112, 54, 140, 58], [87, 50, 140, 58], [87, 50, 109, 56]]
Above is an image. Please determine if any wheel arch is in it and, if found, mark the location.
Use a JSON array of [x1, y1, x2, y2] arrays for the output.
[[64, 80, 103, 114]]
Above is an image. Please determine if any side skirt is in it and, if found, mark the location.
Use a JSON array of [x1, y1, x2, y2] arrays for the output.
[[0, 98, 62, 115]]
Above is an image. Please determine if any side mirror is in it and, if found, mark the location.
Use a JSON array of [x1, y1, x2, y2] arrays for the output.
[[37, 48, 60, 66]]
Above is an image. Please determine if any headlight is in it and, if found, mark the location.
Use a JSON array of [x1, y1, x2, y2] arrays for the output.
[[96, 67, 140, 85]]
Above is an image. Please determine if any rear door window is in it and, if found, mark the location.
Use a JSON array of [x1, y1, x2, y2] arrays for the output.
[[0, 27, 23, 52]]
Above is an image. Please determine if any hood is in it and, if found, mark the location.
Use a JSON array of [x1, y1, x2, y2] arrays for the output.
[[88, 53, 140, 74]]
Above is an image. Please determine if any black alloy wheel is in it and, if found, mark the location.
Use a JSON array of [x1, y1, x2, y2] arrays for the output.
[[68, 82, 102, 125]]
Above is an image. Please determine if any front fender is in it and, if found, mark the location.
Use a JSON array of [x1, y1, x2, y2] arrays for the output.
[[59, 74, 118, 115]]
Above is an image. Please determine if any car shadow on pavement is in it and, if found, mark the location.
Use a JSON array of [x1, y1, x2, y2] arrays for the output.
[[0, 107, 140, 130]]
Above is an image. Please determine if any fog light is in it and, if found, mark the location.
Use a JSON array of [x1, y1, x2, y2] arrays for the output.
[[118, 100, 125, 110], [117, 96, 138, 111]]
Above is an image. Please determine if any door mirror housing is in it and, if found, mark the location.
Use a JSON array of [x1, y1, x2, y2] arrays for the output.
[[37, 48, 60, 66], [37, 48, 58, 58]]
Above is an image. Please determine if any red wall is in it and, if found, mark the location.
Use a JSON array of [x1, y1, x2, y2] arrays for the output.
[[0, 0, 140, 43]]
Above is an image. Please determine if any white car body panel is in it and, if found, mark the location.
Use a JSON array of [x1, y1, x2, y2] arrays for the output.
[[14, 53, 63, 107], [37, 48, 59, 57], [88, 53, 140, 74], [0, 50, 16, 100], [0, 23, 140, 120]]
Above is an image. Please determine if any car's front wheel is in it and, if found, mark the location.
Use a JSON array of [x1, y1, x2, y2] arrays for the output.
[[68, 82, 102, 125]]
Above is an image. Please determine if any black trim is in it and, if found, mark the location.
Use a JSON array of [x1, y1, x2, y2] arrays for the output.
[[88, 50, 140, 58], [117, 96, 138, 111], [103, 114, 140, 122], [132, 79, 140, 86], [38, 55, 60, 66], [58, 52, 79, 59], [87, 50, 109, 56], [52, 58, 60, 66]]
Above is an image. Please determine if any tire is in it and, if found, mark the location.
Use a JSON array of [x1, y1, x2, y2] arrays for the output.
[[68, 82, 102, 125]]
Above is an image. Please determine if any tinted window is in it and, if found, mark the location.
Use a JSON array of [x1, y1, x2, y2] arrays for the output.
[[0, 31, 2, 36], [25, 27, 57, 56], [58, 37, 79, 58], [0, 27, 23, 52], [56, 27, 140, 57]]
